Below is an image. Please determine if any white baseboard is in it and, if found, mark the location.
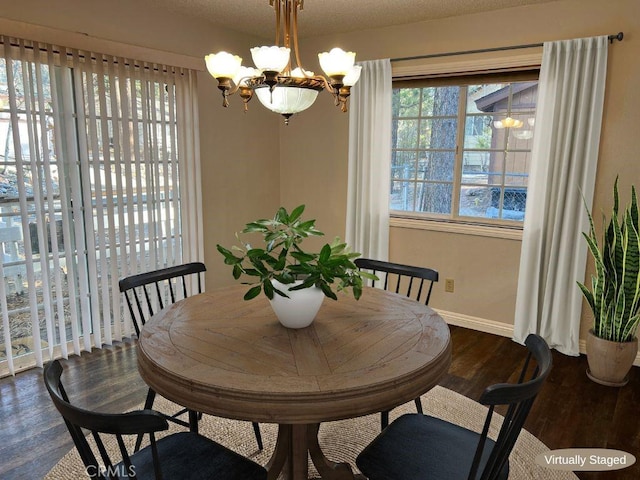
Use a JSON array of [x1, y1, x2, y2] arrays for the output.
[[435, 309, 640, 367], [436, 309, 514, 338]]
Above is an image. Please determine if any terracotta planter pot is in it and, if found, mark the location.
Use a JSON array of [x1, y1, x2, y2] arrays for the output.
[[586, 329, 638, 387]]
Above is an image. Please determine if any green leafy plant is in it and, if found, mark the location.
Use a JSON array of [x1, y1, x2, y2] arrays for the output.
[[577, 178, 640, 342], [217, 205, 377, 301]]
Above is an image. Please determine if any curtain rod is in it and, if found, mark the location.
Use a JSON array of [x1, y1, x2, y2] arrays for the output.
[[391, 32, 624, 63]]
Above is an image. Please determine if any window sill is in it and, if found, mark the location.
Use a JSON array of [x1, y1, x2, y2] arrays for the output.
[[390, 216, 523, 240]]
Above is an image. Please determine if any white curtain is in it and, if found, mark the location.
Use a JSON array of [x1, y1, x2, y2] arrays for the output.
[[176, 70, 204, 266], [0, 36, 202, 375], [514, 36, 608, 355], [346, 59, 392, 260]]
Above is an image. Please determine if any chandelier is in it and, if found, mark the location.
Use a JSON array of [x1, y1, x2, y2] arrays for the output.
[[204, 0, 361, 124], [494, 116, 535, 139], [493, 117, 524, 129]]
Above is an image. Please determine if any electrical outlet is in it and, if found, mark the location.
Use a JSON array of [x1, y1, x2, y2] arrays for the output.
[[445, 278, 455, 293]]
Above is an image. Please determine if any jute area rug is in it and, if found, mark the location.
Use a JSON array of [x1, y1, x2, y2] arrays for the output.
[[46, 385, 577, 479]]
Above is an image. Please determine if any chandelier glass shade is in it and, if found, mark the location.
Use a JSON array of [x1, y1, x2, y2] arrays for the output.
[[254, 85, 320, 115], [204, 0, 361, 124]]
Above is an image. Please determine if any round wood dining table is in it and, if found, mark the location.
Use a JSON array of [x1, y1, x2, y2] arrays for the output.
[[137, 284, 451, 480]]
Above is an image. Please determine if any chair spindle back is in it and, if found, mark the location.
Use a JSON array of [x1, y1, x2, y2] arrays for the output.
[[119, 262, 206, 336], [43, 360, 169, 479], [354, 258, 439, 305], [469, 334, 552, 480]]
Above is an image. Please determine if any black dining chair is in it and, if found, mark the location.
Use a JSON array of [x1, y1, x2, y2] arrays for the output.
[[43, 360, 267, 480], [354, 258, 439, 429], [119, 262, 263, 451], [356, 333, 553, 480]]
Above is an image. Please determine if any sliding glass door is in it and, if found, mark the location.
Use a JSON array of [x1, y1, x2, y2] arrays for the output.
[[0, 37, 197, 376]]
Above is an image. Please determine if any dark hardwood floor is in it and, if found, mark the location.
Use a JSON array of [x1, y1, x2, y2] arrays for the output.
[[1, 326, 638, 479]]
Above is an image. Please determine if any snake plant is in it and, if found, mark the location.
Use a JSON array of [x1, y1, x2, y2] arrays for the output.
[[577, 178, 640, 342]]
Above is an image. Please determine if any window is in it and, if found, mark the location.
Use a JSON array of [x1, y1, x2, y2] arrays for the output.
[[0, 37, 198, 376], [390, 73, 538, 224]]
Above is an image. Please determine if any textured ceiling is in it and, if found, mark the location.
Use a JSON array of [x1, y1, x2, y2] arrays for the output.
[[149, 0, 561, 38]]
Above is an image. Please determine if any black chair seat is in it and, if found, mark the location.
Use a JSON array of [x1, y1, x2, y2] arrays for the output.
[[125, 431, 266, 480], [356, 413, 508, 480], [356, 334, 552, 480], [44, 360, 267, 480]]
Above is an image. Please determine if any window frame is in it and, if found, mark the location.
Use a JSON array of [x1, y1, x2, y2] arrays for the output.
[[390, 53, 542, 234]]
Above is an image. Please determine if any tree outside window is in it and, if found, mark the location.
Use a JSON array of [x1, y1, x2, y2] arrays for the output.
[[391, 77, 538, 224]]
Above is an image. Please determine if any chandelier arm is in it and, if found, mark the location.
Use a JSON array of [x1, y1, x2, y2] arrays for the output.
[[237, 75, 264, 90], [222, 72, 269, 104], [291, 1, 305, 72], [274, 0, 281, 46], [313, 75, 347, 108], [224, 83, 242, 97], [316, 75, 333, 93], [284, 0, 293, 72], [221, 72, 267, 98], [315, 75, 341, 98]]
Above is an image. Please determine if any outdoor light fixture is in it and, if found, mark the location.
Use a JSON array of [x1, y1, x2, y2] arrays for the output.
[[204, 0, 361, 124]]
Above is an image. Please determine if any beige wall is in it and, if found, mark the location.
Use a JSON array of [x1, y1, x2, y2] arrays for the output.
[[2, 0, 639, 338], [281, 0, 640, 335]]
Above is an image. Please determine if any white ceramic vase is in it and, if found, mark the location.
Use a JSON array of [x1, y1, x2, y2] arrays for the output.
[[269, 279, 324, 329]]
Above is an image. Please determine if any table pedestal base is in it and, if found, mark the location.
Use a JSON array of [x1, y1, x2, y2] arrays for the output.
[[266, 423, 366, 480]]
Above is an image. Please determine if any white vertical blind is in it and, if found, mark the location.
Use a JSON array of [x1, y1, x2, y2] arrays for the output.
[[0, 35, 202, 376]]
